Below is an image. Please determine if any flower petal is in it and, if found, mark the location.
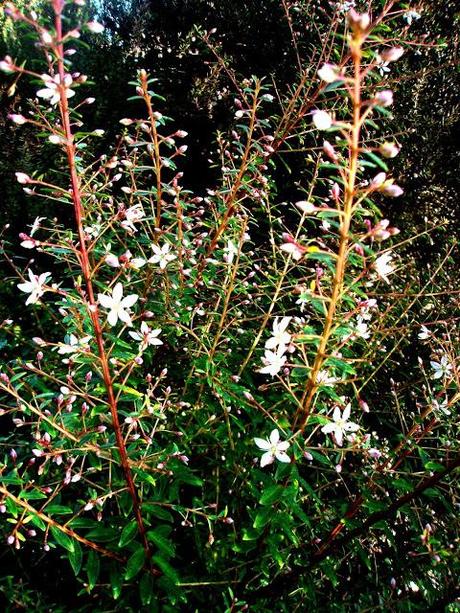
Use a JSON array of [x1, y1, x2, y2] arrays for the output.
[[275, 451, 291, 463], [254, 437, 271, 450], [260, 452, 275, 468], [269, 429, 280, 445]]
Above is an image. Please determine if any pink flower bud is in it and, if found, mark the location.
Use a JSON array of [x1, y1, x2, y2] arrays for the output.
[[317, 63, 342, 84], [375, 90, 393, 107], [323, 140, 337, 161], [379, 142, 400, 158], [347, 9, 370, 31], [381, 47, 404, 63], [175, 130, 188, 138], [370, 172, 386, 188], [86, 21, 105, 34], [382, 183, 403, 197], [331, 182, 340, 200], [8, 114, 27, 125], [15, 172, 31, 184]]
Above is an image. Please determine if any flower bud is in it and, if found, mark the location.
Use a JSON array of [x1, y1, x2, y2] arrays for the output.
[[381, 47, 404, 63], [312, 109, 333, 130], [8, 113, 27, 125], [374, 89, 393, 107]]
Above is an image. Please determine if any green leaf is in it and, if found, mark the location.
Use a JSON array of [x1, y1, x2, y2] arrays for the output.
[[45, 505, 74, 515], [139, 573, 154, 605], [253, 507, 273, 530], [86, 550, 100, 591], [125, 547, 146, 581], [68, 540, 83, 576], [49, 526, 75, 553], [118, 522, 138, 548], [146, 530, 175, 558], [259, 485, 285, 506], [110, 563, 123, 600], [152, 555, 179, 584]]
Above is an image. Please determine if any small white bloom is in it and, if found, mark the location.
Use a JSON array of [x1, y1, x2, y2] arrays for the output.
[[431, 398, 450, 416], [355, 316, 370, 339], [316, 370, 338, 387], [418, 325, 430, 340], [149, 243, 176, 269], [98, 283, 138, 327], [321, 403, 360, 447], [373, 252, 395, 283], [312, 109, 333, 130], [259, 347, 287, 377], [254, 429, 290, 467], [57, 334, 91, 355], [430, 355, 452, 380], [129, 322, 163, 349], [120, 204, 145, 233], [17, 269, 51, 305], [29, 216, 46, 237], [36, 74, 75, 106], [223, 240, 238, 264], [295, 200, 316, 214], [317, 63, 341, 83], [265, 316, 291, 350]]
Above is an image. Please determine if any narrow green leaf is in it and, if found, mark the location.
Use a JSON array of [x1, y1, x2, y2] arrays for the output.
[[118, 522, 138, 548], [146, 530, 175, 558], [110, 563, 123, 600], [259, 485, 284, 506], [50, 526, 75, 553], [139, 573, 154, 605], [124, 547, 146, 581], [68, 540, 83, 576], [86, 550, 100, 591]]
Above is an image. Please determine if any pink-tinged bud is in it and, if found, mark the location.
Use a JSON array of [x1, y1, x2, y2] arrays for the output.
[[368, 448, 381, 459], [390, 578, 396, 589], [335, 463, 342, 473], [382, 183, 403, 197], [331, 182, 340, 200], [7, 535, 15, 545], [84, 97, 95, 104], [85, 371, 92, 382], [312, 109, 333, 130], [15, 172, 31, 185], [119, 118, 133, 126], [86, 21, 105, 34], [67, 29, 81, 39], [354, 243, 364, 256], [64, 48, 77, 56], [379, 142, 400, 158], [41, 30, 53, 45], [0, 56, 15, 73], [370, 172, 386, 188], [0, 505, 6, 513], [359, 399, 370, 413], [295, 200, 316, 214], [36, 351, 43, 361], [8, 114, 27, 125], [175, 130, 188, 138], [317, 63, 342, 84], [323, 140, 337, 161], [347, 9, 370, 31], [10, 449, 17, 461], [303, 451, 313, 461], [375, 89, 393, 107], [381, 47, 404, 63], [178, 145, 188, 153]]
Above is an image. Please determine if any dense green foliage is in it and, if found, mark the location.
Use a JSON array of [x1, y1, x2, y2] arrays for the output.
[[0, 1, 459, 611]]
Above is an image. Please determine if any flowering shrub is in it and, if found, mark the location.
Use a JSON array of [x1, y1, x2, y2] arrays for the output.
[[0, 1, 459, 610]]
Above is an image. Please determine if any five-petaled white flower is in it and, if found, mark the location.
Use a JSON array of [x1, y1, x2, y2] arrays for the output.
[[129, 322, 163, 349], [373, 252, 395, 283], [37, 73, 75, 106], [57, 334, 91, 355], [259, 348, 287, 377], [17, 269, 51, 305], [98, 283, 138, 327], [149, 243, 176, 269], [321, 403, 360, 447], [265, 316, 291, 350], [254, 429, 290, 467], [120, 204, 145, 234], [430, 355, 452, 380]]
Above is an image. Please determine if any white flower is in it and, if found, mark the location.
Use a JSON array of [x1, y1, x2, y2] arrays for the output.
[[295, 200, 316, 214], [98, 283, 138, 327], [259, 347, 287, 377], [254, 429, 290, 467], [223, 240, 238, 264], [57, 334, 91, 355], [36, 74, 75, 106], [312, 109, 333, 130], [404, 10, 421, 25], [418, 325, 430, 340], [373, 252, 395, 283], [129, 322, 163, 349], [431, 398, 450, 416], [355, 316, 370, 339], [120, 204, 145, 234], [317, 63, 341, 83], [316, 370, 338, 387], [321, 403, 360, 447], [17, 269, 51, 305], [430, 356, 452, 380], [265, 316, 291, 350], [149, 243, 176, 269], [29, 216, 46, 237]]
